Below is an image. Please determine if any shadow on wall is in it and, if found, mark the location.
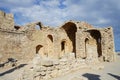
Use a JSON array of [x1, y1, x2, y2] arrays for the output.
[[108, 73, 120, 80], [82, 73, 101, 80], [0, 64, 27, 76]]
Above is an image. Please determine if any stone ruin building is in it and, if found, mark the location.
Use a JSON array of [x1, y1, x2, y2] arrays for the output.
[[0, 10, 116, 80], [0, 10, 115, 62]]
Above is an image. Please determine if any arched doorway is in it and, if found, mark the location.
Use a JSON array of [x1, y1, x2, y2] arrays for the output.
[[61, 22, 77, 57], [89, 30, 102, 57], [86, 30, 102, 60]]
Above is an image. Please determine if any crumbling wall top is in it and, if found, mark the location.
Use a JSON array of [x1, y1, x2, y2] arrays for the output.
[[59, 20, 93, 31], [24, 22, 44, 31], [77, 21, 93, 29], [0, 10, 14, 30]]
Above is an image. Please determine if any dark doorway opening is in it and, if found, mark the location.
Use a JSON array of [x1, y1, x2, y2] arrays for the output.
[[61, 41, 65, 51]]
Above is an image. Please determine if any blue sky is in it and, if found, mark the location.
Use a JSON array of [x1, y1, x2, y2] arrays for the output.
[[0, 0, 120, 51]]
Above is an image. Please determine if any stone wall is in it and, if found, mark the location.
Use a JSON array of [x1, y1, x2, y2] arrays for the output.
[[0, 29, 26, 62], [0, 11, 14, 30], [0, 10, 115, 63], [100, 27, 115, 62]]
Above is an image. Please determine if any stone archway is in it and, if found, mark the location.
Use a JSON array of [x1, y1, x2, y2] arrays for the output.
[[61, 22, 77, 57], [86, 30, 102, 61], [36, 45, 44, 57], [89, 30, 102, 57]]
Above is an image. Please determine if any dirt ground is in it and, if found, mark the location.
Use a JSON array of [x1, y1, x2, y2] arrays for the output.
[[51, 54, 120, 80], [0, 54, 120, 80]]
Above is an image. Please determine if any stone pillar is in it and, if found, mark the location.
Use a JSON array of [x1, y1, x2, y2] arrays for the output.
[[100, 27, 115, 62], [76, 30, 85, 58], [53, 32, 61, 59]]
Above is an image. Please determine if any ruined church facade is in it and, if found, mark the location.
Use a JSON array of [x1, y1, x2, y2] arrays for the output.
[[0, 11, 115, 62]]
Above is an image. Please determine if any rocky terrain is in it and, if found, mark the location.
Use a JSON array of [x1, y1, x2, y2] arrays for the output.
[[0, 53, 120, 80]]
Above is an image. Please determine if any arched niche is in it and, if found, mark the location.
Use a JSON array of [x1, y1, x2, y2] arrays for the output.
[[84, 38, 89, 59], [47, 35, 53, 42], [61, 40, 66, 53], [36, 45, 43, 54]]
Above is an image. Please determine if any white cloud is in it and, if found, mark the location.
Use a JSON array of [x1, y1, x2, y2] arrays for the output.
[[1, 0, 120, 27], [40, 0, 60, 7], [11, 1, 66, 26], [0, 0, 120, 50], [98, 18, 110, 24]]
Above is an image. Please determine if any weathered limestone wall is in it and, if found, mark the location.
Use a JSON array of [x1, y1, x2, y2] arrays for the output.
[[0, 11, 14, 30], [54, 28, 73, 59], [76, 30, 85, 58], [30, 27, 73, 59], [0, 10, 115, 63], [0, 30, 26, 61], [26, 30, 45, 60], [75, 22, 93, 59], [100, 27, 115, 62]]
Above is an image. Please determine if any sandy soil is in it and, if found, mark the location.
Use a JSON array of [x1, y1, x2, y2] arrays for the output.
[[0, 54, 120, 80]]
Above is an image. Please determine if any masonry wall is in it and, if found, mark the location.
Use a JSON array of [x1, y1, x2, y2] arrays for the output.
[[0, 11, 14, 30], [100, 27, 115, 62], [31, 28, 73, 59], [55, 28, 73, 59], [0, 10, 115, 62], [0, 30, 26, 62], [76, 30, 85, 58]]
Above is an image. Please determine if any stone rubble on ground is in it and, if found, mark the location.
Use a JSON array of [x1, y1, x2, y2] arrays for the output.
[[17, 54, 103, 80]]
